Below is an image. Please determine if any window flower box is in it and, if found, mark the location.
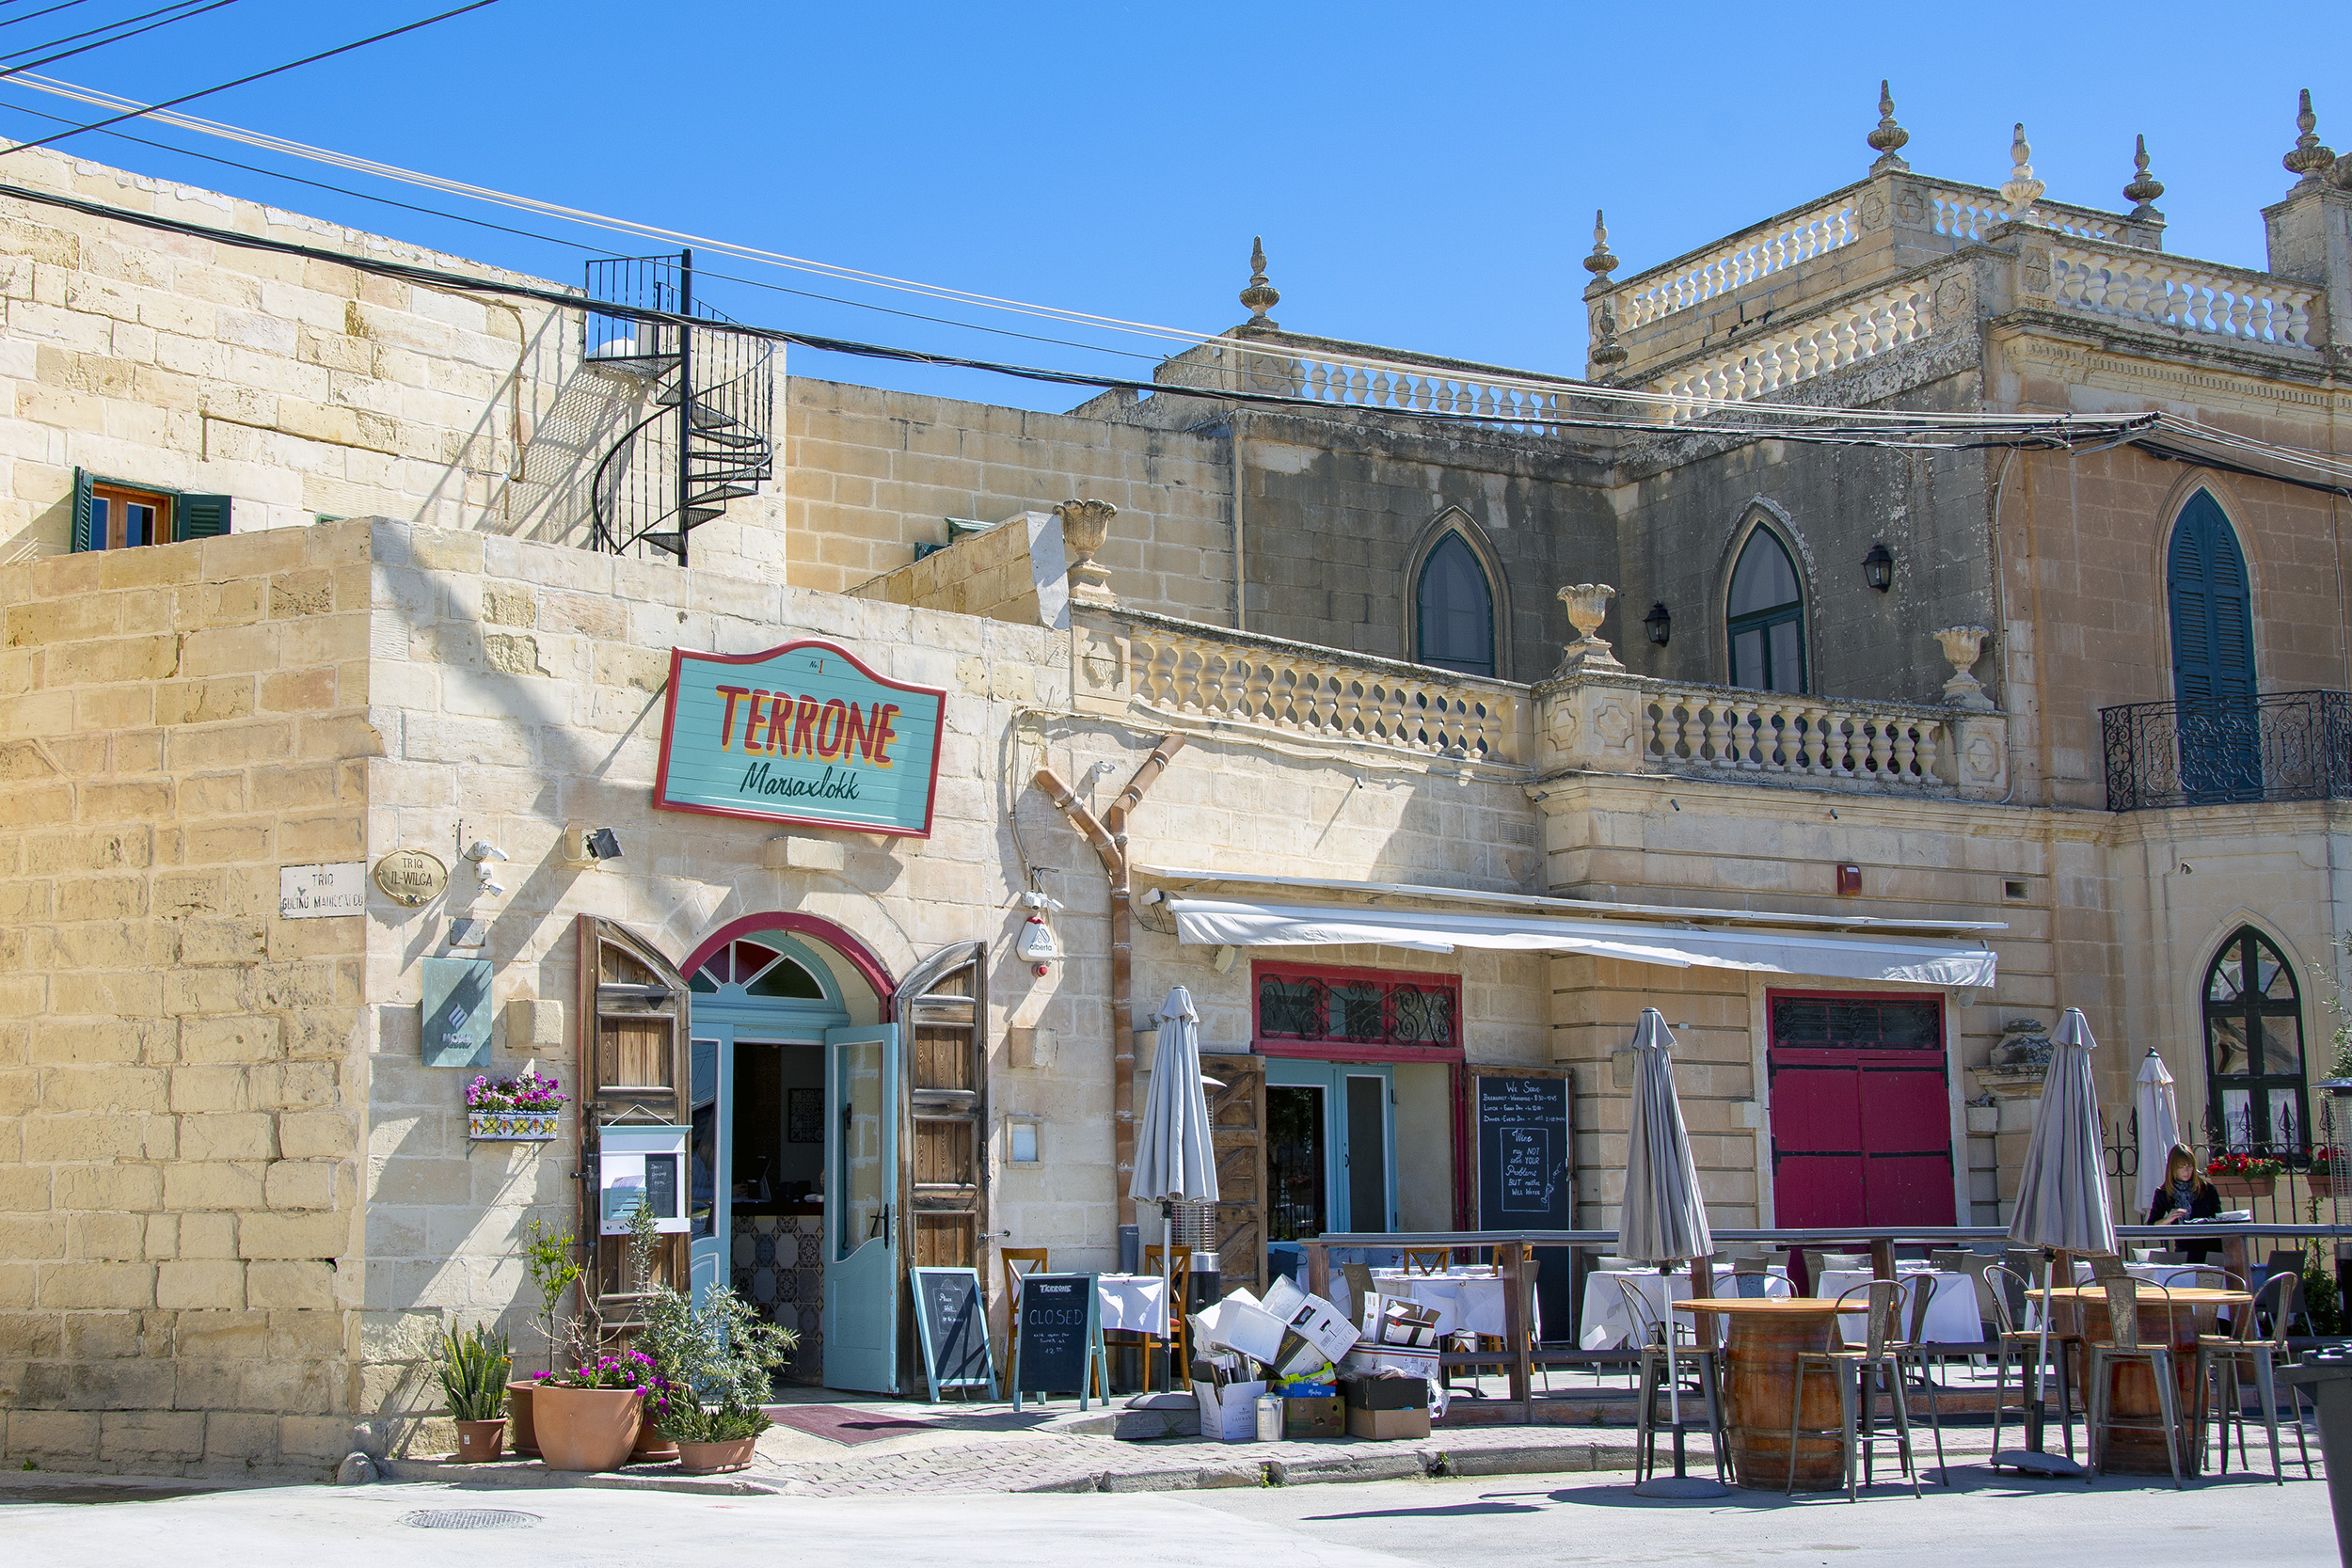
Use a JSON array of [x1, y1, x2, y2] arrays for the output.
[[469, 1108, 562, 1142]]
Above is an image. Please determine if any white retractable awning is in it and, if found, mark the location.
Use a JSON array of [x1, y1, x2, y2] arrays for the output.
[[1168, 897, 1997, 989]]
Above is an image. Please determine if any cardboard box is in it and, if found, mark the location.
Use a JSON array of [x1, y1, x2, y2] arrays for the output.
[[1346, 1404, 1432, 1441], [1263, 1275, 1364, 1366], [1192, 1378, 1268, 1442], [1371, 1297, 1442, 1349], [1200, 1291, 1289, 1363], [1283, 1395, 1346, 1439], [1343, 1344, 1440, 1383], [1343, 1375, 1430, 1411]]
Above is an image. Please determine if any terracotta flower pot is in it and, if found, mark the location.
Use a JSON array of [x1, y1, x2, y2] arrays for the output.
[[675, 1436, 758, 1475], [2212, 1173, 2278, 1198], [505, 1379, 542, 1457], [531, 1386, 641, 1472], [630, 1420, 679, 1465], [453, 1418, 507, 1464]]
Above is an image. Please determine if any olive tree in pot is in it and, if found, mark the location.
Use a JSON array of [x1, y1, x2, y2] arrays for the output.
[[637, 1281, 797, 1474], [435, 1323, 513, 1462], [508, 1218, 584, 1459]]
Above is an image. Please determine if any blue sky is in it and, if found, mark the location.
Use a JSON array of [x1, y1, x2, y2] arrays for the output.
[[3, 1, 2345, 410]]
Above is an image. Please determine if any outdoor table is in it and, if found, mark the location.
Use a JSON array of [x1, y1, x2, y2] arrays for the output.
[[1581, 1267, 1785, 1350], [2034, 1284, 2251, 1476], [1816, 1268, 1979, 1345], [1370, 1268, 1530, 1339], [1090, 1273, 1170, 1336], [1674, 1297, 1850, 1491]]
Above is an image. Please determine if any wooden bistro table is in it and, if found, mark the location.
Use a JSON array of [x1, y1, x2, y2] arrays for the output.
[[1675, 1297, 1852, 1491], [2033, 1284, 2251, 1476]]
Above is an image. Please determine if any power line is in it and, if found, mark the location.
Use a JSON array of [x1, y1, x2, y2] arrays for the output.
[[0, 1, 99, 32], [0, 0, 242, 83], [0, 0, 501, 157]]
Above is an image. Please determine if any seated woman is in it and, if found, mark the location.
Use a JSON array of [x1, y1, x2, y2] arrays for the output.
[[2146, 1142, 2221, 1261]]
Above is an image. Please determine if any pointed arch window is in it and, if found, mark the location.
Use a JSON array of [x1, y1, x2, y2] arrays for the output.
[[1415, 532, 1495, 677], [2168, 490, 2260, 802], [2203, 927, 2306, 1153], [1727, 527, 1806, 693]]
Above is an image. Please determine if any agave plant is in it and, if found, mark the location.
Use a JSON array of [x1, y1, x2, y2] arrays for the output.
[[434, 1323, 513, 1423]]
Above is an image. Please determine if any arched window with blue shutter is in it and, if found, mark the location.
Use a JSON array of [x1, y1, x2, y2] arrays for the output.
[[1414, 532, 1496, 677], [2167, 490, 2259, 802]]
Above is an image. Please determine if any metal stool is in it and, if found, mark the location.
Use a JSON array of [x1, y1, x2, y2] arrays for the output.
[[1616, 1276, 1725, 1485], [2195, 1269, 2312, 1481], [1788, 1279, 1923, 1501], [1985, 1262, 2080, 1464], [2084, 1275, 2186, 1489]]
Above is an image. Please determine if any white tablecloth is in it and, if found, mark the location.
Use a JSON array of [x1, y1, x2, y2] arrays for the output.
[[2071, 1260, 2218, 1291], [1817, 1269, 1981, 1346], [1578, 1268, 1788, 1350], [1092, 1273, 1169, 1335], [1368, 1269, 1532, 1338]]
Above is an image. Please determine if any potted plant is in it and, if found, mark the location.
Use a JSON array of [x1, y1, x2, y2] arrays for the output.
[[433, 1323, 512, 1463], [620, 1200, 680, 1465], [2307, 1148, 2341, 1200], [468, 1071, 568, 1141], [636, 1277, 795, 1476], [510, 1218, 584, 1458], [2207, 1149, 2284, 1198], [532, 1348, 660, 1472]]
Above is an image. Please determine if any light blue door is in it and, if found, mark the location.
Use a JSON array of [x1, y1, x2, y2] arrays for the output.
[[821, 1023, 901, 1393], [688, 1033, 730, 1304], [1265, 1059, 1397, 1234]]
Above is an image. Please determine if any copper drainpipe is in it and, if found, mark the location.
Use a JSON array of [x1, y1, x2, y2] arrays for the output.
[[1036, 733, 1187, 1229]]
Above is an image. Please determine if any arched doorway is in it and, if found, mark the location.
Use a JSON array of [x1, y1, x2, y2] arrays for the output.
[[2167, 490, 2259, 801], [2202, 927, 2306, 1153]]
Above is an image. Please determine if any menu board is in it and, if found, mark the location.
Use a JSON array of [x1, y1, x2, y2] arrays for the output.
[[1010, 1272, 1103, 1411], [910, 1267, 997, 1402], [1475, 1069, 1573, 1229]]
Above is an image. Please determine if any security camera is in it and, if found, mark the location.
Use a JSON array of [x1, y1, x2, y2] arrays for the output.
[[480, 877, 507, 898], [467, 841, 509, 863]]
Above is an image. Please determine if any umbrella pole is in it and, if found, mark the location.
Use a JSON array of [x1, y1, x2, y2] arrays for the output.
[[1992, 1248, 2087, 1478]]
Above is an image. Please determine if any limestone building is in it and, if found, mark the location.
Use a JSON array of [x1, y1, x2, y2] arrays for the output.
[[0, 89, 2347, 1477]]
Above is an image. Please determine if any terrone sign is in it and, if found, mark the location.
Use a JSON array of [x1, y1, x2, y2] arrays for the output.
[[654, 638, 947, 837]]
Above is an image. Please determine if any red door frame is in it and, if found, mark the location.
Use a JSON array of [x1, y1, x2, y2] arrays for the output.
[[1763, 989, 1958, 1228]]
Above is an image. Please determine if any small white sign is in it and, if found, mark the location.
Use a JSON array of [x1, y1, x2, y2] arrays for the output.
[[279, 863, 366, 920]]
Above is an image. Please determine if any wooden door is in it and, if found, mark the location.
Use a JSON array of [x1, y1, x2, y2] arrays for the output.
[[898, 942, 987, 1274], [1202, 1052, 1266, 1294], [1765, 991, 1954, 1227], [575, 916, 693, 1338]]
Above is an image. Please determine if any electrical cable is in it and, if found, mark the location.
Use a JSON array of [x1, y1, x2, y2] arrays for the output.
[[0, 0, 239, 77], [0, 0, 501, 158], [0, 0, 98, 24]]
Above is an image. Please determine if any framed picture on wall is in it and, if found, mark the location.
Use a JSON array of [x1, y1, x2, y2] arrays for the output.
[[787, 1087, 823, 1145]]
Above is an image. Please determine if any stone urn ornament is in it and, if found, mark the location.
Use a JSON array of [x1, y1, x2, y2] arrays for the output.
[[1556, 583, 1622, 673], [1057, 499, 1118, 606], [1935, 626, 1995, 711]]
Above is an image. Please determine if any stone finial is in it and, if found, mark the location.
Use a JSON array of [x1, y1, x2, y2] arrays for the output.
[[1239, 237, 1280, 329], [1555, 583, 1622, 672], [1057, 499, 1119, 606], [1935, 626, 1995, 711], [1582, 210, 1617, 284], [2122, 134, 2165, 220], [2000, 122, 2045, 217], [1588, 298, 1628, 373], [2284, 88, 2338, 186], [1867, 79, 1911, 174]]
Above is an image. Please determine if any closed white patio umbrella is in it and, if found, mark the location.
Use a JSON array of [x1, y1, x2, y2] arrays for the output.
[[1998, 1006, 2115, 1479], [2134, 1048, 2182, 1219], [1618, 1007, 1726, 1497], [1130, 986, 1218, 1369]]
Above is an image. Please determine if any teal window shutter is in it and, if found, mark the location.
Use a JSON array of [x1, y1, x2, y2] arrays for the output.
[[71, 467, 93, 552], [177, 493, 231, 541]]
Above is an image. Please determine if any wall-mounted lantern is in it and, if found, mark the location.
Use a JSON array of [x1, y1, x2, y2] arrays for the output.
[[1861, 542, 1895, 593], [1644, 601, 1672, 645]]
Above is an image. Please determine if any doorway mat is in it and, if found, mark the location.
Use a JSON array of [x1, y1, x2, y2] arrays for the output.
[[762, 1405, 943, 1446]]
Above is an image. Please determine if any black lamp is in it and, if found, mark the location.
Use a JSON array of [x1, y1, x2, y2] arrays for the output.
[[1644, 601, 1672, 645], [1861, 541, 1894, 593]]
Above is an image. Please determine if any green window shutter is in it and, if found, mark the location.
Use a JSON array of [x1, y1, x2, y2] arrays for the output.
[[177, 493, 231, 541], [71, 467, 94, 551]]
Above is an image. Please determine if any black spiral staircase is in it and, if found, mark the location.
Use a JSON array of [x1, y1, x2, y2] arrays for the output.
[[584, 250, 775, 564]]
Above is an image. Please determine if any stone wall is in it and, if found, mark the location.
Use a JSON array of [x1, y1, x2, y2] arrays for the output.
[[0, 521, 374, 1477]]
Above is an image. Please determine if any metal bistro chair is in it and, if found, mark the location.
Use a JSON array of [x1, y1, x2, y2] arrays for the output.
[[2195, 1269, 2313, 1482], [1891, 1274, 1949, 1481], [2251, 1250, 2319, 1338], [2084, 1275, 2187, 1489], [1788, 1280, 1924, 1501], [1985, 1262, 2081, 1464], [1616, 1275, 1726, 1485]]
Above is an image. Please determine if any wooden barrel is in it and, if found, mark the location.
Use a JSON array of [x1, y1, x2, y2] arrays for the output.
[[2063, 1291, 2217, 1476], [1702, 1302, 1849, 1491]]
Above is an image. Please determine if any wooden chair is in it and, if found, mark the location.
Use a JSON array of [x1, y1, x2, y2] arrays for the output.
[[1788, 1280, 1922, 1500], [1403, 1248, 1451, 1275], [1000, 1246, 1049, 1372], [2084, 1276, 2186, 1489], [2195, 1270, 2312, 1482], [1984, 1263, 2080, 1463], [1617, 1277, 1725, 1485]]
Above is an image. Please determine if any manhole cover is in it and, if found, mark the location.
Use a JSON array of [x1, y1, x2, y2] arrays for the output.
[[399, 1508, 541, 1531]]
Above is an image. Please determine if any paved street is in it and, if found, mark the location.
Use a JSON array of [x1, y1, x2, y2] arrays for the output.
[[1, 1464, 2332, 1568]]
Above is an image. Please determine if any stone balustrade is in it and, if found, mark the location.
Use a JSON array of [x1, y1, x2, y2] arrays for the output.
[[1609, 195, 1860, 330], [1921, 184, 2122, 245], [1647, 277, 1941, 416], [1075, 609, 1530, 765], [2043, 242, 2318, 350], [1275, 351, 1565, 432]]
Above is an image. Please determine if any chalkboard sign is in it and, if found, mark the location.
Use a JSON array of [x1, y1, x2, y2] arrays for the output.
[[909, 1267, 998, 1403], [1475, 1069, 1573, 1229], [1010, 1272, 1105, 1413]]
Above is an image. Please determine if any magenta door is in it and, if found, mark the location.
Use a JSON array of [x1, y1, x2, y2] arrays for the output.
[[1766, 994, 1955, 1228]]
